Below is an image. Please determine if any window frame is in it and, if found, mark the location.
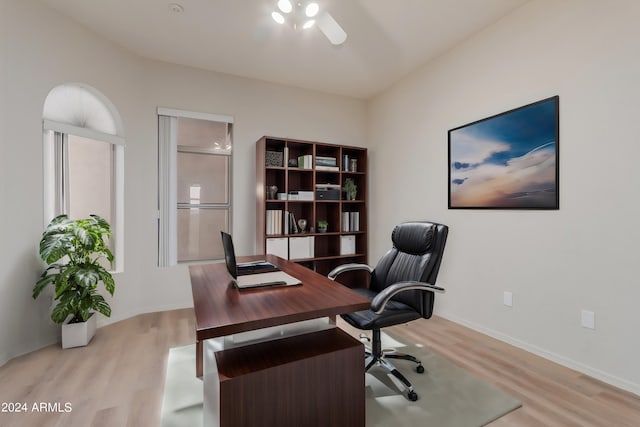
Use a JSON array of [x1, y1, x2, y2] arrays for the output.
[[157, 107, 234, 267], [42, 121, 125, 273]]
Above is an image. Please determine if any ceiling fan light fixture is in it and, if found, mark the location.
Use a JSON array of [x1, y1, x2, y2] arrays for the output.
[[317, 11, 347, 45], [305, 2, 319, 18], [272, 11, 285, 24], [302, 19, 315, 30], [277, 0, 293, 14]]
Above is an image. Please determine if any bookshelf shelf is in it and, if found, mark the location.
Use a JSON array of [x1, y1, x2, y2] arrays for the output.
[[256, 136, 368, 282]]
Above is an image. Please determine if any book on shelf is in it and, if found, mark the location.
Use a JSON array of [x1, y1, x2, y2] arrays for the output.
[[351, 212, 360, 232], [341, 211, 360, 232], [297, 154, 313, 169], [284, 211, 290, 234], [290, 212, 299, 234], [315, 165, 340, 171], [266, 209, 283, 235], [315, 156, 337, 166]]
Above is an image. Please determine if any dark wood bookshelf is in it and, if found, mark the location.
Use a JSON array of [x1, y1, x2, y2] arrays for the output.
[[256, 136, 368, 285]]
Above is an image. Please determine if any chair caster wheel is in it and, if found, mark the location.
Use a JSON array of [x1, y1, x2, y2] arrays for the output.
[[416, 364, 425, 374], [408, 391, 419, 401]]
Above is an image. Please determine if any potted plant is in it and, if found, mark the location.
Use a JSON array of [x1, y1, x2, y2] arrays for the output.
[[33, 214, 115, 348], [343, 178, 357, 200], [317, 220, 328, 232]]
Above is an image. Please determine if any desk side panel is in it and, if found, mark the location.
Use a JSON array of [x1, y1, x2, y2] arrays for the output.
[[217, 329, 365, 427]]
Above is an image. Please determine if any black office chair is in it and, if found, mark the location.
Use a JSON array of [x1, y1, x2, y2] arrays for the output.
[[328, 221, 448, 401]]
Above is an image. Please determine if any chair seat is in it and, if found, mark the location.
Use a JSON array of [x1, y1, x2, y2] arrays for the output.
[[340, 288, 422, 330]]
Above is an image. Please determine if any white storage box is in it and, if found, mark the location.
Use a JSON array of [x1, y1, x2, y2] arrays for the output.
[[340, 235, 356, 255], [289, 236, 315, 260], [266, 237, 289, 259]]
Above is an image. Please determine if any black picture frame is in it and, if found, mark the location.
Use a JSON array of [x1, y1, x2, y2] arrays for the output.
[[448, 96, 559, 210]]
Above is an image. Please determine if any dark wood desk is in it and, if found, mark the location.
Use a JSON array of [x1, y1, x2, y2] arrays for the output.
[[189, 254, 370, 426], [190, 254, 370, 374]]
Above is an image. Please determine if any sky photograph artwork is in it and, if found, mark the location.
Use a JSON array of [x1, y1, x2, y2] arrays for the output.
[[449, 96, 559, 209]]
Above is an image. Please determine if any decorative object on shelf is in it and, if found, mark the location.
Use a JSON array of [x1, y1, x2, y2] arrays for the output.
[[343, 178, 357, 200], [343, 154, 349, 171], [297, 218, 308, 233], [449, 95, 559, 210], [265, 150, 284, 167], [267, 185, 278, 199], [317, 220, 328, 232], [288, 158, 298, 167], [350, 158, 358, 172], [33, 214, 115, 348]]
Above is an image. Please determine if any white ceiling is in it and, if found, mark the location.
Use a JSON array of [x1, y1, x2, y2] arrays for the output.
[[41, 0, 529, 99]]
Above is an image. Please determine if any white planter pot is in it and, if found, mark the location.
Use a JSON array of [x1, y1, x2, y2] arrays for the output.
[[61, 313, 97, 349]]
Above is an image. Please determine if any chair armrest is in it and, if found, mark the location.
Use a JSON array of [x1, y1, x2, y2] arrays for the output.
[[371, 281, 445, 314], [327, 263, 374, 280]]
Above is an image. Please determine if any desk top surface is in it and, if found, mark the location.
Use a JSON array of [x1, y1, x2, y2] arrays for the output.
[[189, 254, 370, 341]]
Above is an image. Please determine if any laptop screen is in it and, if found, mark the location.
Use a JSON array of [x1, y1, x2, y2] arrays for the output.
[[221, 231, 238, 279]]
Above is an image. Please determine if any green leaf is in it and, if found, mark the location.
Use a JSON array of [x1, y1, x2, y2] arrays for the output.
[[51, 292, 76, 323], [54, 266, 80, 298], [43, 215, 71, 234], [98, 269, 116, 296], [92, 294, 111, 318], [73, 225, 96, 250], [33, 273, 55, 299], [75, 266, 99, 289], [103, 247, 114, 263], [39, 232, 72, 264]]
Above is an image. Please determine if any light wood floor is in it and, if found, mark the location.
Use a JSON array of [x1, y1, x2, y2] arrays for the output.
[[1, 308, 639, 426]]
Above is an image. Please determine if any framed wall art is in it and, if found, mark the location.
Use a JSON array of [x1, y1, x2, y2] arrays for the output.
[[448, 96, 559, 210]]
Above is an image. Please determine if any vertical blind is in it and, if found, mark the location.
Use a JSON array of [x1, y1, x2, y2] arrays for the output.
[[157, 108, 233, 267]]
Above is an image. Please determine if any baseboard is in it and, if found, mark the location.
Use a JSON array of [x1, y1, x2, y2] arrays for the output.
[[438, 312, 640, 397], [0, 336, 59, 369]]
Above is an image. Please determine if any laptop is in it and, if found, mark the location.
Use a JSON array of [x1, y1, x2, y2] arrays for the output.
[[221, 231, 302, 290]]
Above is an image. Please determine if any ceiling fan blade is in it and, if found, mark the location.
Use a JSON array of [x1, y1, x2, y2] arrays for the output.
[[317, 12, 347, 46]]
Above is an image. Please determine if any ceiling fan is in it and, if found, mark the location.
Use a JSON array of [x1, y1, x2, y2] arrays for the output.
[[271, 0, 347, 45]]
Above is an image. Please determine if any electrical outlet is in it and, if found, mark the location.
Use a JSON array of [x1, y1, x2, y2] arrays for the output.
[[581, 309, 595, 329], [503, 291, 513, 307]]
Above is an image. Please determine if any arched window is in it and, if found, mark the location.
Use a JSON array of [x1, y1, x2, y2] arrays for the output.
[[42, 83, 125, 272]]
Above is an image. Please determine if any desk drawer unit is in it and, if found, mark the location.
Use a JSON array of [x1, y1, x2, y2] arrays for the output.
[[214, 328, 365, 427]]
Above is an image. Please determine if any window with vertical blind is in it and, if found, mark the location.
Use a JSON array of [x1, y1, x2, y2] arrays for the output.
[[157, 108, 233, 267]]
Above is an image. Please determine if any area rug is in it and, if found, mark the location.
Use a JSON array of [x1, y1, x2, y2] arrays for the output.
[[161, 332, 521, 427]]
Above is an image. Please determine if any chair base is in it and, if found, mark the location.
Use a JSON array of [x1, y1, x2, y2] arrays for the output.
[[363, 329, 425, 401]]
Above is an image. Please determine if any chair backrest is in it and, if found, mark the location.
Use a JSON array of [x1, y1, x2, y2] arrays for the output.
[[370, 221, 448, 319]]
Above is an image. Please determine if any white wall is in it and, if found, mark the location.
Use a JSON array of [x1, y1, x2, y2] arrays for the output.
[[0, 0, 365, 365], [367, 0, 640, 394]]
